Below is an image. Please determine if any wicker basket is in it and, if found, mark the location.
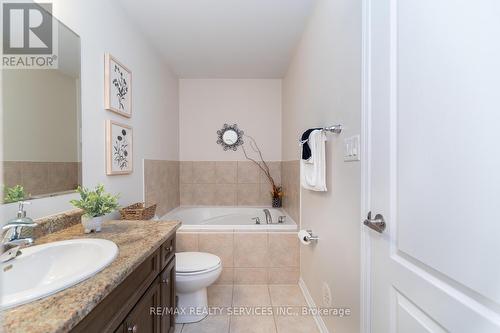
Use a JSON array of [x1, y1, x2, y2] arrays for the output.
[[120, 203, 157, 220]]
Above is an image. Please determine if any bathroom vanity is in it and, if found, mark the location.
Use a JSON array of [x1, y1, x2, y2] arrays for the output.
[[1, 218, 180, 333], [74, 232, 177, 333]]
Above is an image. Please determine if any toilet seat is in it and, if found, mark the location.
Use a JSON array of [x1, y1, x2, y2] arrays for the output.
[[176, 252, 222, 275]]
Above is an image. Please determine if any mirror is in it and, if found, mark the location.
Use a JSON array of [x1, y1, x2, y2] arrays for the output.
[[217, 124, 244, 151], [222, 130, 238, 145], [1, 17, 81, 204]]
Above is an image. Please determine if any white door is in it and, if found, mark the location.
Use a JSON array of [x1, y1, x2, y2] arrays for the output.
[[364, 0, 500, 332]]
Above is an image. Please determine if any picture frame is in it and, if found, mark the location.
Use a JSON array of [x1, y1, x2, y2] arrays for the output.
[[106, 120, 133, 175], [104, 53, 132, 118]]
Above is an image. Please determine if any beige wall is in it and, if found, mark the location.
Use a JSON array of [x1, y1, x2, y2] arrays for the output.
[[282, 0, 362, 331], [3, 70, 79, 162], [179, 79, 282, 162]]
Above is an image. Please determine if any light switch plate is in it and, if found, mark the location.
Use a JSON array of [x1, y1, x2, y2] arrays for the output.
[[344, 135, 360, 162]]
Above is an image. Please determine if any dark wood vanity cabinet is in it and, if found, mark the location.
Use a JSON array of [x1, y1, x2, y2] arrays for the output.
[[160, 258, 176, 333], [123, 278, 162, 333], [73, 234, 176, 333]]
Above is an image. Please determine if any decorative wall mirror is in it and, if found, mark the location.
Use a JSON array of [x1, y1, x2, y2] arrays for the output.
[[216, 124, 244, 151]]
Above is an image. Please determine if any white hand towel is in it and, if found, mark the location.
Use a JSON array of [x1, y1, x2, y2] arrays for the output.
[[300, 130, 327, 191]]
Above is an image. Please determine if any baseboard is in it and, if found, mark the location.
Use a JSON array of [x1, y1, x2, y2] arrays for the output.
[[299, 278, 329, 333]]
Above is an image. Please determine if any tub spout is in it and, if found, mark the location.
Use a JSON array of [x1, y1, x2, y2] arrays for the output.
[[263, 209, 272, 224]]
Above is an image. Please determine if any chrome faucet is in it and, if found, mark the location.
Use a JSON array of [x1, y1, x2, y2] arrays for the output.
[[263, 209, 272, 224], [1, 202, 36, 262]]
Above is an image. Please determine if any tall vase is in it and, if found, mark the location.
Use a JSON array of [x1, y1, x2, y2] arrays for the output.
[[272, 196, 282, 208]]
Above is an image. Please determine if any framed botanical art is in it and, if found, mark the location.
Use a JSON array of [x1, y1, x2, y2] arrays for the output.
[[104, 53, 132, 118], [106, 120, 133, 175]]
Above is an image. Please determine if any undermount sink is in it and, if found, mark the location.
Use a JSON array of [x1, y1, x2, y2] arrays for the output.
[[1, 238, 118, 309]]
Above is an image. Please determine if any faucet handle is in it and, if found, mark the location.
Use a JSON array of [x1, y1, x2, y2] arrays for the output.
[[5, 201, 36, 228], [251, 217, 261, 225], [278, 216, 286, 223], [17, 201, 31, 218]]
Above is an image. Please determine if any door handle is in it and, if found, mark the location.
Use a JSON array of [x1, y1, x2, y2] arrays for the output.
[[363, 212, 386, 233]]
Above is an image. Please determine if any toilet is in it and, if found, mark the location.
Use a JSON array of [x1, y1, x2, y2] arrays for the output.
[[175, 252, 222, 324]]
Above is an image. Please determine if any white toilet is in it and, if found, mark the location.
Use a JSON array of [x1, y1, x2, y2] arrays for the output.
[[175, 252, 222, 324]]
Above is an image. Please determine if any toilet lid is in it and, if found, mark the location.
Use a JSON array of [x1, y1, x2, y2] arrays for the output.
[[176, 252, 221, 273]]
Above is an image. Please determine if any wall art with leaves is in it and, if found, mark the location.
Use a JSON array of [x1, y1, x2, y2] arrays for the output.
[[105, 53, 132, 117], [106, 120, 133, 175]]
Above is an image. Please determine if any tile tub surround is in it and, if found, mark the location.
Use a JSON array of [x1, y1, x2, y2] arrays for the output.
[[2, 219, 181, 333], [176, 231, 299, 285], [144, 159, 180, 217], [180, 161, 282, 206], [281, 160, 300, 224], [1, 161, 81, 198], [176, 284, 319, 333]]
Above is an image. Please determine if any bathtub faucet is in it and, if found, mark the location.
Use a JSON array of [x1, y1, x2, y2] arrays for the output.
[[263, 209, 272, 224]]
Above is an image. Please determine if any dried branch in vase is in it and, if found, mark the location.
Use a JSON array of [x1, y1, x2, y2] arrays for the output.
[[242, 135, 283, 200]]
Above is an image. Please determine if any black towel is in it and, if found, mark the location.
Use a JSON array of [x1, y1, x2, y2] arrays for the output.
[[301, 128, 322, 160]]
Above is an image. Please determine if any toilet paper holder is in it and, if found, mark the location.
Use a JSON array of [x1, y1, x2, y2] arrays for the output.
[[305, 230, 319, 242], [304, 230, 319, 242]]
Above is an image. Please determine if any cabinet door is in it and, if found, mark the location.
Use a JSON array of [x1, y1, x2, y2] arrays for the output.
[[160, 236, 176, 270], [160, 257, 176, 333], [114, 323, 125, 333], [124, 278, 161, 333]]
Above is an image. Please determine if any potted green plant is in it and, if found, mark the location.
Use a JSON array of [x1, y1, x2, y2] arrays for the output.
[[70, 184, 120, 233], [3, 185, 27, 204]]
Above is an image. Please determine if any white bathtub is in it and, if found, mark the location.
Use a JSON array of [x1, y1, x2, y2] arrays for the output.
[[162, 207, 297, 231]]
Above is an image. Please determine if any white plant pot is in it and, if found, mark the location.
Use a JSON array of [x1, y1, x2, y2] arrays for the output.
[[81, 215, 104, 234]]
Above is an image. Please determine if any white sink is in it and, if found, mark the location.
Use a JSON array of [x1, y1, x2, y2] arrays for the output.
[[1, 238, 118, 309]]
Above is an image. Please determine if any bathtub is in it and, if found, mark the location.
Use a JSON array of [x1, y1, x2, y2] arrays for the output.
[[162, 207, 297, 231]]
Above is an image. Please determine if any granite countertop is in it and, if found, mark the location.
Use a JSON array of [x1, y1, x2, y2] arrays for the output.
[[2, 219, 181, 333]]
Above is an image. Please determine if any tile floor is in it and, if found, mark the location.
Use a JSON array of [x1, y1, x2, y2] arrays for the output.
[[174, 284, 320, 333]]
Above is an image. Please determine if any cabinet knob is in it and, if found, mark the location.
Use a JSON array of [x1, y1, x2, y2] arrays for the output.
[[162, 278, 169, 284], [127, 324, 138, 333], [168, 245, 173, 252]]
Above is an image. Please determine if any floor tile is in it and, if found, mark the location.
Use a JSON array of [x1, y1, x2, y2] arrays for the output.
[[214, 268, 234, 285], [174, 323, 183, 333], [274, 314, 319, 333], [182, 314, 230, 333], [234, 268, 268, 284], [268, 285, 307, 306], [208, 285, 233, 306], [229, 314, 276, 333], [233, 285, 271, 306]]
